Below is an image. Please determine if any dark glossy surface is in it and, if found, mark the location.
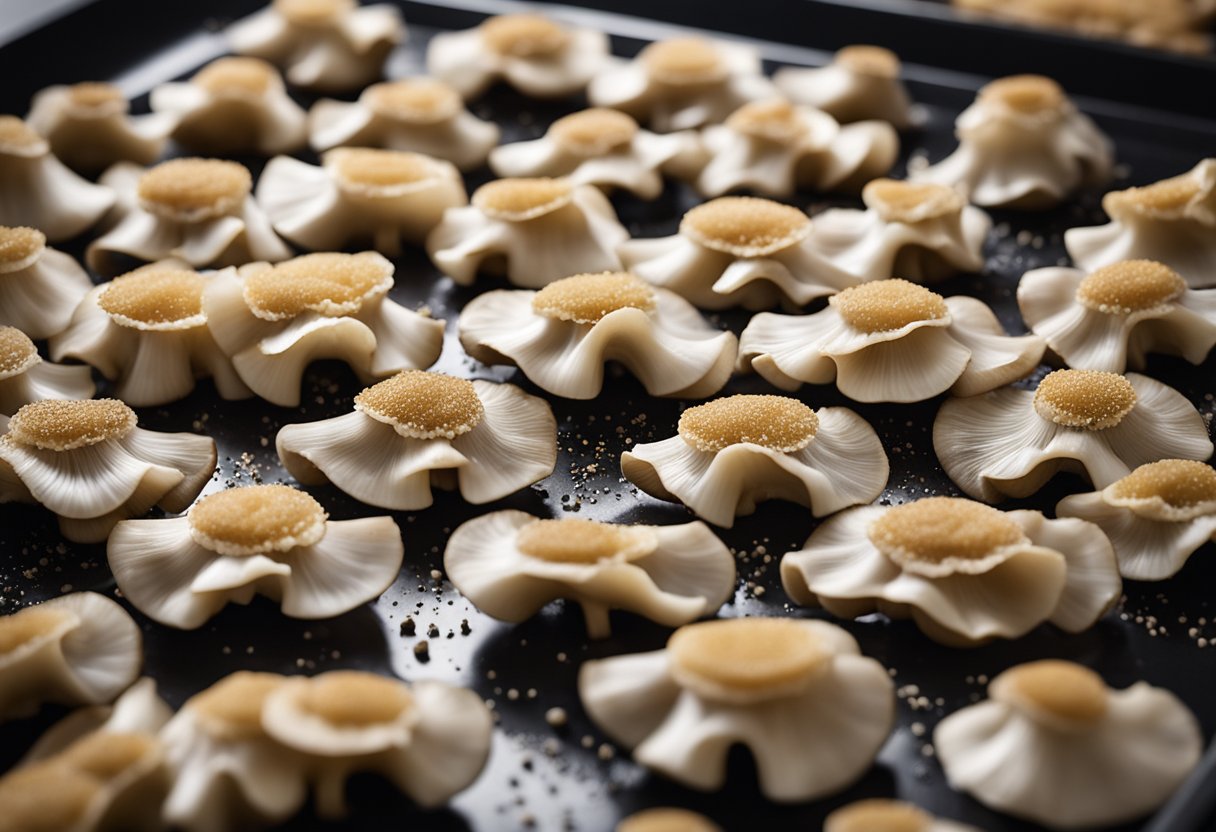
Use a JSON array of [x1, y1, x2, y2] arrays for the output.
[[1, 2, 1215, 831]]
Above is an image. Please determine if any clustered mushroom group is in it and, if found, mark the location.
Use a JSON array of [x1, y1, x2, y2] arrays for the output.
[[1, 1, 1213, 830]]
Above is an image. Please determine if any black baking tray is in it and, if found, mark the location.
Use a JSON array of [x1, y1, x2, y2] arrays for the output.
[[1, 1, 1215, 830]]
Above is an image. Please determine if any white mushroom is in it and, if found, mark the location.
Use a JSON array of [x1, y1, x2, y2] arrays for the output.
[[774, 46, 914, 129], [490, 108, 703, 200], [309, 77, 499, 171], [588, 37, 778, 132], [27, 81, 172, 172], [88, 157, 291, 275], [824, 799, 981, 832], [227, 0, 405, 92], [202, 252, 444, 407], [260, 670, 493, 815], [780, 497, 1121, 647], [0, 226, 94, 340], [0, 399, 216, 542], [621, 394, 888, 528], [739, 279, 1045, 401], [695, 99, 898, 198], [806, 179, 990, 282], [49, 263, 250, 408], [618, 197, 859, 310], [150, 57, 307, 156], [934, 369, 1214, 502], [0, 115, 115, 242], [578, 617, 894, 801], [459, 271, 736, 400], [935, 660, 1202, 830], [160, 671, 307, 832], [1065, 159, 1216, 288], [1057, 459, 1216, 580], [108, 484, 404, 629], [444, 511, 735, 638], [277, 370, 556, 510], [913, 75, 1113, 209], [0, 592, 141, 722], [22, 677, 172, 765], [427, 177, 628, 288], [257, 148, 467, 255], [1018, 260, 1216, 372], [426, 13, 609, 99], [0, 326, 94, 416]]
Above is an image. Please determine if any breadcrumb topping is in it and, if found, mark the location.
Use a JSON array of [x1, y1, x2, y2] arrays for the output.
[[831, 279, 949, 333], [531, 271, 656, 324], [98, 268, 206, 329], [863, 179, 965, 224], [516, 518, 655, 564], [188, 484, 328, 556], [0, 116, 44, 153], [868, 497, 1028, 576], [480, 14, 570, 57], [834, 45, 901, 79], [243, 251, 394, 320], [0, 606, 74, 655], [0, 326, 40, 379], [668, 618, 827, 694], [618, 808, 721, 832], [355, 370, 485, 440], [364, 78, 462, 124], [0, 226, 46, 271], [680, 197, 812, 258], [979, 74, 1066, 114], [678, 394, 819, 453], [194, 57, 276, 97], [273, 0, 353, 26], [1033, 369, 1136, 430], [642, 37, 726, 85], [1108, 459, 1216, 520], [64, 82, 126, 115], [550, 108, 639, 156], [472, 177, 573, 221], [328, 147, 439, 193], [299, 671, 415, 726], [190, 671, 284, 740], [1103, 170, 1211, 223], [995, 660, 1109, 725], [6, 399, 137, 451], [1076, 260, 1186, 314], [726, 99, 808, 143], [137, 158, 252, 221], [826, 800, 932, 832]]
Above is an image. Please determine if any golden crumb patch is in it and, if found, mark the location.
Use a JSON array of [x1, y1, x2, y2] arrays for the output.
[[979, 74, 1066, 114], [364, 78, 462, 124], [868, 497, 1028, 577], [190, 671, 284, 741], [0, 226, 46, 271], [826, 800, 932, 832], [1103, 172, 1206, 221], [531, 271, 656, 324], [1106, 459, 1216, 521], [642, 37, 726, 85], [726, 99, 808, 143], [328, 147, 439, 193], [680, 197, 811, 258], [1076, 260, 1186, 314], [550, 108, 639, 156], [618, 808, 721, 832], [189, 484, 328, 556], [194, 57, 277, 97], [835, 45, 901, 79], [1033, 369, 1136, 430], [6, 399, 136, 451], [299, 671, 415, 726], [0, 326, 40, 379], [863, 179, 965, 224], [59, 732, 156, 781], [679, 394, 819, 453], [0, 764, 100, 832], [0, 605, 75, 656], [994, 660, 1109, 726], [243, 251, 394, 320], [669, 618, 827, 698], [273, 0, 353, 26], [97, 268, 206, 329], [64, 82, 126, 115], [355, 370, 485, 440], [472, 177, 573, 222], [831, 279, 949, 334], [0, 116, 44, 153], [480, 13, 570, 57], [517, 518, 656, 564], [137, 158, 252, 221]]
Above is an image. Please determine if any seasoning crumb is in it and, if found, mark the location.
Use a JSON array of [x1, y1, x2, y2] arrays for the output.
[[400, 616, 415, 636], [545, 707, 568, 727], [413, 640, 430, 662]]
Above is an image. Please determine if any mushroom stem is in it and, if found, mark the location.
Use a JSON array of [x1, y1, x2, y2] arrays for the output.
[[374, 226, 402, 257], [313, 768, 350, 819], [580, 601, 612, 639]]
